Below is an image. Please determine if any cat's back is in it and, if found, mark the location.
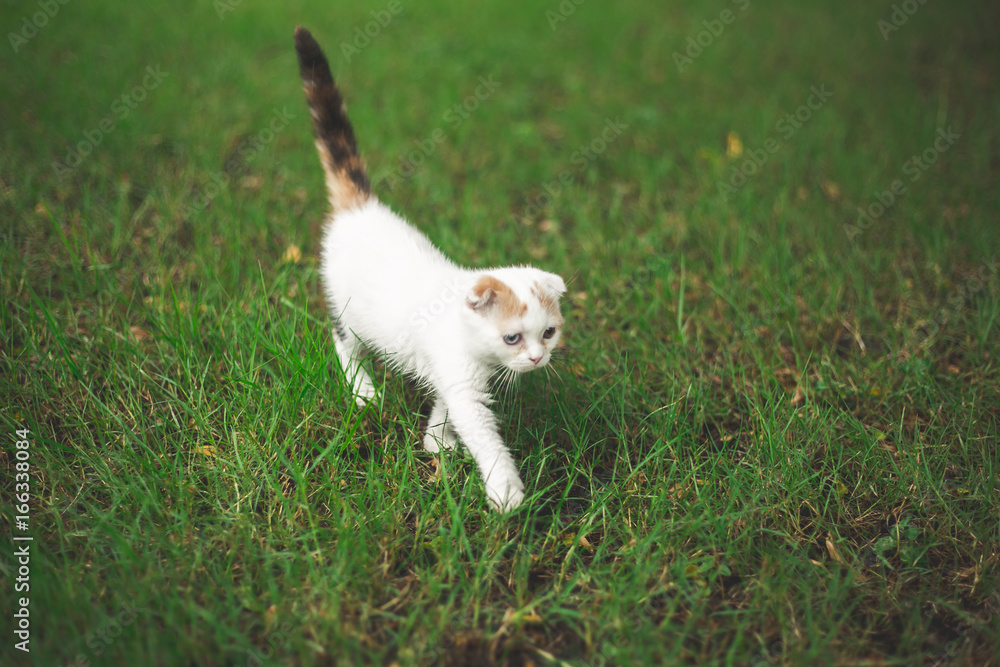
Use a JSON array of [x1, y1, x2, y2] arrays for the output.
[[323, 200, 452, 269], [321, 199, 459, 314]]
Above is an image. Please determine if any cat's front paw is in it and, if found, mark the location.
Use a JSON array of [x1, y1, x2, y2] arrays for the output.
[[351, 376, 376, 408], [423, 427, 457, 453], [484, 476, 525, 512]]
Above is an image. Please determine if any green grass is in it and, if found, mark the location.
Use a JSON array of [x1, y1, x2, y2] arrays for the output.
[[2, 0, 999, 664]]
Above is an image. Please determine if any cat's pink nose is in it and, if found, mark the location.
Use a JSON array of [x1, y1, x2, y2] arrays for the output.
[[529, 355, 542, 365]]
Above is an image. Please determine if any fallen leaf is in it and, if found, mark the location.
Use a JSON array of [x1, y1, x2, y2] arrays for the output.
[[241, 175, 263, 190], [129, 326, 153, 342], [825, 538, 842, 563], [282, 244, 302, 264], [726, 131, 744, 158], [538, 219, 558, 233], [790, 385, 804, 406], [197, 445, 216, 457], [522, 610, 543, 624]]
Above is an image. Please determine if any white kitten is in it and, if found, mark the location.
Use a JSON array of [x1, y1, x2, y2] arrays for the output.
[[294, 27, 566, 511]]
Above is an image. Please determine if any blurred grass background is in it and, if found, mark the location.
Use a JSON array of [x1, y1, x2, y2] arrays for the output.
[[1, 0, 999, 664]]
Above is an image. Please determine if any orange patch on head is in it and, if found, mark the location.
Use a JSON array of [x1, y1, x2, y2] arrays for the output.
[[469, 275, 527, 319], [531, 281, 564, 322]]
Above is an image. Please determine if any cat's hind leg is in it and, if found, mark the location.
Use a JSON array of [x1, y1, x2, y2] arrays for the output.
[[423, 397, 458, 453], [335, 334, 376, 407]]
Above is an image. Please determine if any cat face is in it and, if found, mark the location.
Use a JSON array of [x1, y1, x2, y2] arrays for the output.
[[466, 270, 566, 373]]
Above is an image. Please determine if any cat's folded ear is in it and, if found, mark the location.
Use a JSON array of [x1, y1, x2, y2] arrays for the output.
[[467, 275, 501, 311], [537, 271, 567, 297], [467, 275, 522, 315]]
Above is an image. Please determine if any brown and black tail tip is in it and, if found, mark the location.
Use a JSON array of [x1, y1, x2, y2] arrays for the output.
[[294, 26, 372, 212]]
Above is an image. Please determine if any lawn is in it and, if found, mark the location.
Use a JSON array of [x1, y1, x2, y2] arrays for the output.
[[2, 0, 999, 665]]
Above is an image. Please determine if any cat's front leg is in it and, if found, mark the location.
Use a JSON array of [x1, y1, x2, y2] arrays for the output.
[[440, 388, 524, 511], [423, 398, 458, 453]]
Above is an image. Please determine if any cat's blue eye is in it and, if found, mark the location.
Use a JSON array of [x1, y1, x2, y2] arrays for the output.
[[503, 333, 521, 345], [543, 327, 557, 339]]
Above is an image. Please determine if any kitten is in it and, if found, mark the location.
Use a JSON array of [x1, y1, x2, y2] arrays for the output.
[[293, 27, 566, 511]]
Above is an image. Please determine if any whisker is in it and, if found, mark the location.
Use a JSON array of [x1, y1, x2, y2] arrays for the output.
[[503, 368, 518, 401], [508, 369, 522, 402], [544, 362, 563, 382]]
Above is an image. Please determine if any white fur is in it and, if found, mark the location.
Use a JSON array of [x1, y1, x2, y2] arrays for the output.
[[321, 199, 565, 511]]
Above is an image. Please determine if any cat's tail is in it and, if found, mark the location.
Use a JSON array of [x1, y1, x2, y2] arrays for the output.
[[294, 26, 372, 213]]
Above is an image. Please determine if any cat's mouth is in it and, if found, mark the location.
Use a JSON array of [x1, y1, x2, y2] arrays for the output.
[[509, 359, 547, 374]]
